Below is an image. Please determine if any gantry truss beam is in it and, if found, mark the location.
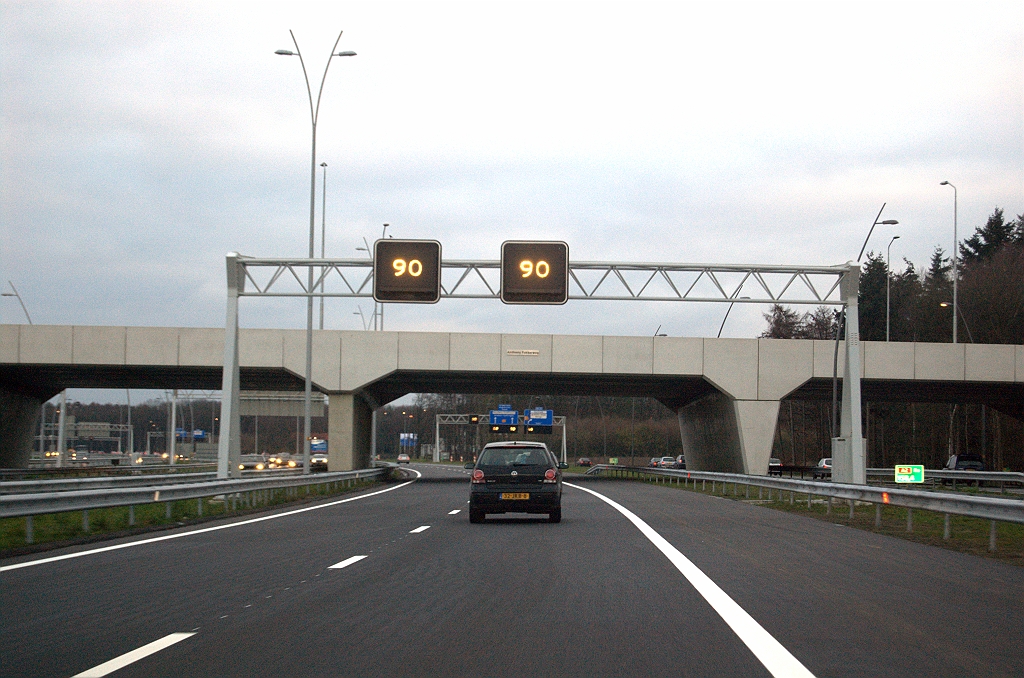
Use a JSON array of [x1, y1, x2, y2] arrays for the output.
[[232, 255, 852, 306]]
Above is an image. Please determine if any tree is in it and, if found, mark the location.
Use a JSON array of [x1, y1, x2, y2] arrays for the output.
[[960, 208, 1018, 265], [760, 304, 802, 338], [797, 306, 839, 339], [857, 252, 888, 341]]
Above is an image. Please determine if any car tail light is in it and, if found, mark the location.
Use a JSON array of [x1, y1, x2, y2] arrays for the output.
[[472, 469, 485, 483], [544, 468, 556, 480]]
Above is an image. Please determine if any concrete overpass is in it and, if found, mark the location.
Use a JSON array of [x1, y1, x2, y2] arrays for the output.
[[2, 323, 1021, 473]]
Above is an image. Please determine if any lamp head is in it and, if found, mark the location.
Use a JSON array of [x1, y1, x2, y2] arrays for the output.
[[940, 181, 949, 186], [880, 219, 898, 225], [275, 49, 295, 56], [320, 162, 327, 167], [336, 51, 357, 57]]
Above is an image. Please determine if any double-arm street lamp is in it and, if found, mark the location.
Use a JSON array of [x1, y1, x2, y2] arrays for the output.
[[886, 235, 899, 341], [939, 181, 958, 343], [276, 30, 356, 473]]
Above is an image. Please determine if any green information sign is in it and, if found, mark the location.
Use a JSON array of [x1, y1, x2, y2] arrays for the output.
[[894, 465, 925, 483], [609, 457, 619, 465]]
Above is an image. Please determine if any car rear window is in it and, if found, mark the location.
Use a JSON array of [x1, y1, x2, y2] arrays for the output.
[[479, 447, 551, 467]]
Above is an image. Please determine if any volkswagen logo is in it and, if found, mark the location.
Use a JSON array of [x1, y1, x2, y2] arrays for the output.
[[511, 471, 518, 476]]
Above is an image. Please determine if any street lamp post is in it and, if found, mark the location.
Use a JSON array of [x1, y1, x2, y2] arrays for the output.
[[940, 181, 958, 343], [717, 295, 750, 338], [320, 161, 327, 330], [857, 204, 899, 263], [276, 31, 356, 474], [886, 235, 900, 342]]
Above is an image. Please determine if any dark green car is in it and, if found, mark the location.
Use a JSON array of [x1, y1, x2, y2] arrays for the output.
[[466, 441, 567, 523]]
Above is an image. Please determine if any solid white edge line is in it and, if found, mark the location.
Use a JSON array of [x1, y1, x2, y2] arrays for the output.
[[72, 632, 195, 677], [409, 525, 431, 533], [2, 469, 424, 574], [564, 482, 815, 678], [329, 555, 368, 570]]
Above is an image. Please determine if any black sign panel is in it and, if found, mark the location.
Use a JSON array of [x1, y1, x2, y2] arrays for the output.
[[373, 239, 442, 303], [500, 241, 569, 305]]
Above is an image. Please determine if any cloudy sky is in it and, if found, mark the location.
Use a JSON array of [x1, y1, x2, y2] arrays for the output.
[[2, 1, 1022, 355]]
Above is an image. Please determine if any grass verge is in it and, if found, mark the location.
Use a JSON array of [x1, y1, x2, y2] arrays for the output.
[[1, 477, 387, 558], [637, 474, 1024, 566]]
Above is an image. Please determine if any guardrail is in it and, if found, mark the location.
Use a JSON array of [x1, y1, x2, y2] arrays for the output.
[[2, 467, 390, 545], [0, 463, 218, 481], [585, 465, 1024, 551], [0, 468, 312, 495]]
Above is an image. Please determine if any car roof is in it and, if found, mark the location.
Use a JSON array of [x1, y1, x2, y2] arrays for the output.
[[482, 441, 547, 449]]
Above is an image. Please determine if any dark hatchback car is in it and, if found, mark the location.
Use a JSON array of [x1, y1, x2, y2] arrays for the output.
[[466, 442, 567, 523]]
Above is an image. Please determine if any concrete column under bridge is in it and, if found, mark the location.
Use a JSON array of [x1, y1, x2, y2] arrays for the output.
[[675, 337, 813, 474]]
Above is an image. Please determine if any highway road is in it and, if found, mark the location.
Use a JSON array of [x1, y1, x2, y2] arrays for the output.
[[2, 462, 1023, 677]]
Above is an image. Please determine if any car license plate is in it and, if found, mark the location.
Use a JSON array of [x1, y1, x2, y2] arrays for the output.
[[500, 492, 530, 500]]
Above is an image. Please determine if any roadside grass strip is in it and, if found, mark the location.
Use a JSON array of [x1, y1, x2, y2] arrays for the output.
[[566, 482, 815, 678], [0, 469, 422, 573], [638, 473, 1024, 565], [72, 632, 195, 677]]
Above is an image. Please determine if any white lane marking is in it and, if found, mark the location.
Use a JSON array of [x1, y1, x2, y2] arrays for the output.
[[72, 632, 195, 677], [409, 525, 431, 533], [564, 482, 815, 678], [1, 470, 424, 574], [329, 555, 368, 570], [448, 509, 461, 515]]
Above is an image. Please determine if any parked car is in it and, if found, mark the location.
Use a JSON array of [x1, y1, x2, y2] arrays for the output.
[[945, 454, 985, 471], [397, 453, 411, 464], [466, 441, 567, 523], [768, 458, 782, 476], [813, 457, 832, 479], [310, 454, 328, 472], [576, 457, 593, 467]]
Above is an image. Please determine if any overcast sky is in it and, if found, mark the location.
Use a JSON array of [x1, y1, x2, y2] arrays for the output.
[[2, 1, 1022, 404]]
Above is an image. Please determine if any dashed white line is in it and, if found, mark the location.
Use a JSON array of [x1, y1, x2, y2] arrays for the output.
[[564, 482, 815, 678], [72, 632, 195, 677], [409, 525, 431, 533], [329, 555, 368, 570], [448, 509, 461, 515], [1, 470, 423, 573]]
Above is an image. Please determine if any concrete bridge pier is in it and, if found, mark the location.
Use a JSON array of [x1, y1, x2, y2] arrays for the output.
[[327, 393, 373, 472], [678, 392, 780, 474], [0, 389, 44, 468]]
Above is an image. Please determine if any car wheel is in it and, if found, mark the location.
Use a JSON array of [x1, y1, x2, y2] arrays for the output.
[[548, 508, 561, 523], [469, 509, 485, 524]]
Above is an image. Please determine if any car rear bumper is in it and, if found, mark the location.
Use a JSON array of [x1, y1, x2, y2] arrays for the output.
[[470, 487, 560, 514]]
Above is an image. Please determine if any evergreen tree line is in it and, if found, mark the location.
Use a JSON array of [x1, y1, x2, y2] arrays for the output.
[[762, 207, 1023, 470]]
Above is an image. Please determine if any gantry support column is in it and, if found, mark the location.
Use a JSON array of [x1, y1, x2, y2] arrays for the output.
[[327, 393, 373, 471], [217, 253, 244, 479], [833, 263, 866, 484]]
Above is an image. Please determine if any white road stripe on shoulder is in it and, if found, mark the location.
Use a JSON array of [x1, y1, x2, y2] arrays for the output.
[[448, 509, 461, 515], [72, 632, 195, 677], [564, 482, 815, 678], [409, 525, 431, 533], [329, 555, 367, 569], [2, 471, 423, 574]]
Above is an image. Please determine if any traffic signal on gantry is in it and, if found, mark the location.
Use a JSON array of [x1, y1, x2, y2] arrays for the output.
[[373, 239, 442, 303], [500, 241, 569, 305]]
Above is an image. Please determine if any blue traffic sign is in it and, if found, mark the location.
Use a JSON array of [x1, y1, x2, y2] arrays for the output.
[[524, 409, 553, 426], [490, 410, 519, 425]]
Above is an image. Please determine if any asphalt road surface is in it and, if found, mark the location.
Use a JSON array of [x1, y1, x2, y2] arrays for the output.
[[2, 462, 1022, 677]]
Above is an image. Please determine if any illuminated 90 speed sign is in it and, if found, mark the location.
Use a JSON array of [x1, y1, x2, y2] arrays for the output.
[[373, 239, 442, 303], [500, 241, 569, 305]]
